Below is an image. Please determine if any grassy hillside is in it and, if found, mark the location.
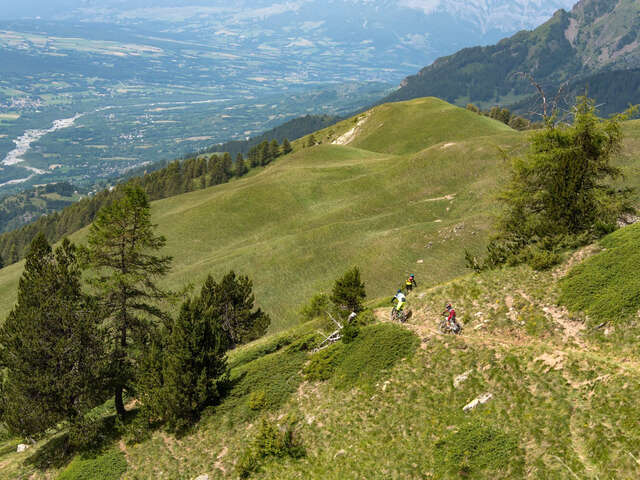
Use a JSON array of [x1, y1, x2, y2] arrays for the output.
[[2, 238, 639, 479], [1, 101, 640, 479], [1, 102, 639, 331]]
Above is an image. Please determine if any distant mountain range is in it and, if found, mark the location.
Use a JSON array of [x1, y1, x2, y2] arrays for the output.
[[385, 0, 640, 114], [2, 0, 577, 73]]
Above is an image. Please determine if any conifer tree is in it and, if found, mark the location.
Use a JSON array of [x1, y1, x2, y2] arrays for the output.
[[0, 253, 3, 269], [200, 272, 270, 347], [282, 138, 293, 155], [0, 234, 106, 438], [8, 244, 18, 264], [234, 153, 249, 177], [306, 134, 316, 148], [269, 140, 280, 160], [330, 266, 366, 313], [259, 141, 271, 166], [82, 186, 172, 419], [159, 296, 228, 431], [497, 98, 636, 247]]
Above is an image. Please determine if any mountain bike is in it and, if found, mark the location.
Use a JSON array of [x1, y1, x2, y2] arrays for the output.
[[390, 307, 408, 323], [439, 317, 462, 335]]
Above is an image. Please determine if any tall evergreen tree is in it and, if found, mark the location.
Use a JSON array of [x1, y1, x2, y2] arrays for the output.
[[259, 141, 271, 166], [282, 138, 293, 155], [234, 153, 249, 177], [330, 266, 366, 313], [222, 153, 233, 178], [82, 186, 172, 419], [8, 244, 18, 264], [493, 97, 636, 258], [269, 140, 280, 161], [306, 134, 317, 148], [200, 272, 270, 347], [0, 234, 106, 438], [159, 296, 228, 431]]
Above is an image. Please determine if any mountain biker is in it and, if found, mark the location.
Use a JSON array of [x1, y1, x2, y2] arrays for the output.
[[391, 289, 407, 312], [442, 302, 460, 333], [405, 274, 417, 293]]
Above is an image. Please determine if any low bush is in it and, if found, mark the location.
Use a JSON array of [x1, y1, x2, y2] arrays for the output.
[[526, 248, 561, 271], [237, 417, 304, 478], [434, 419, 523, 478], [57, 449, 127, 480], [217, 348, 308, 423], [300, 293, 331, 321], [303, 323, 419, 391]]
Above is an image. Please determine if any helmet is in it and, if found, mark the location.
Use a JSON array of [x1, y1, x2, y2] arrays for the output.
[[398, 289, 403, 294], [410, 274, 415, 278], [445, 302, 452, 309]]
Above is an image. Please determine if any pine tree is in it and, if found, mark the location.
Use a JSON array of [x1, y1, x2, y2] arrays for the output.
[[0, 234, 106, 438], [222, 153, 233, 178], [269, 140, 280, 160], [200, 272, 270, 347], [234, 153, 249, 177], [8, 244, 18, 264], [0, 253, 3, 269], [499, 98, 635, 241], [159, 296, 228, 431], [282, 138, 293, 155], [259, 141, 271, 166], [82, 186, 172, 419], [330, 266, 366, 313], [306, 134, 316, 148]]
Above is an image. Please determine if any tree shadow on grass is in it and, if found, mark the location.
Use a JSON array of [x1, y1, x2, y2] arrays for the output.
[[24, 412, 126, 471]]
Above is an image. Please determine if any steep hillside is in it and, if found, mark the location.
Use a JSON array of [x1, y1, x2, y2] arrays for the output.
[[385, 0, 640, 110], [2, 224, 639, 479], [1, 101, 640, 331]]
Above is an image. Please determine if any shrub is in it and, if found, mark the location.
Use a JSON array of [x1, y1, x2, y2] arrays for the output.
[[217, 349, 308, 423], [303, 343, 345, 382], [300, 293, 330, 321], [237, 417, 304, 478], [303, 324, 419, 391], [527, 248, 561, 271], [434, 420, 523, 478], [331, 266, 367, 313], [248, 390, 267, 411], [57, 449, 127, 480]]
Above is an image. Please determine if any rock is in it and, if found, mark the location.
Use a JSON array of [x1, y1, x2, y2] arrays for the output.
[[17, 444, 29, 453], [463, 393, 493, 412], [194, 475, 209, 480], [417, 259, 424, 264], [453, 370, 473, 389], [334, 449, 346, 459]]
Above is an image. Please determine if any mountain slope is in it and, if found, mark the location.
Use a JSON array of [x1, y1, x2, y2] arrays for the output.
[[1, 100, 639, 332], [2, 226, 640, 479], [0, 98, 519, 328], [385, 0, 640, 109]]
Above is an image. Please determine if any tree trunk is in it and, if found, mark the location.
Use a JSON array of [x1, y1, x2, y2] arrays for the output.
[[115, 385, 125, 419]]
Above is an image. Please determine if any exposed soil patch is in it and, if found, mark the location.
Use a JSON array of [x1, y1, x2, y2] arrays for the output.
[[331, 114, 369, 145]]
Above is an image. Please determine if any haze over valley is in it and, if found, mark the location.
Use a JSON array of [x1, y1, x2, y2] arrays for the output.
[[0, 0, 577, 192]]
